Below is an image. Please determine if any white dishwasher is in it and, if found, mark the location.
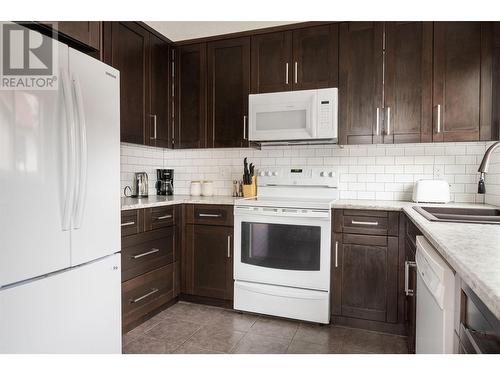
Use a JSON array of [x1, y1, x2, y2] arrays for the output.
[[415, 236, 455, 354]]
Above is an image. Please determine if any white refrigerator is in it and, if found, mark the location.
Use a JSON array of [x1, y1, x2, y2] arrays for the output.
[[0, 23, 122, 353]]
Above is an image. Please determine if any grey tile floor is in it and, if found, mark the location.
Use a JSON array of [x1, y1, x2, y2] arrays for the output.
[[123, 301, 408, 354]]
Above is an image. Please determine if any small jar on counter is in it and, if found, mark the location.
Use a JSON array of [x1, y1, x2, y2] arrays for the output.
[[201, 180, 214, 197], [190, 181, 202, 196]]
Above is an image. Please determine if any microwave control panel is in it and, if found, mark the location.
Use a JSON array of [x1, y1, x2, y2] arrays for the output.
[[316, 88, 338, 139]]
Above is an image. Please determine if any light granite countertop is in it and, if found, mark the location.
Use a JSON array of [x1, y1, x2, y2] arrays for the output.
[[121, 195, 238, 210], [121, 195, 500, 319]]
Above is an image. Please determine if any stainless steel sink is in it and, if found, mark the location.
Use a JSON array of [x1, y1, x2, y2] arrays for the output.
[[413, 206, 500, 224]]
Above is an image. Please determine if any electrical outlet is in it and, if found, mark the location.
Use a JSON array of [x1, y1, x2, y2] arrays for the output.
[[433, 165, 443, 179]]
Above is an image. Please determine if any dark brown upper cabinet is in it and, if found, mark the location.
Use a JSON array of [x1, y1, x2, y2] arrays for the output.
[[292, 24, 339, 90], [175, 43, 207, 149], [104, 22, 172, 147], [251, 32, 292, 93], [207, 37, 250, 148], [105, 22, 150, 145], [251, 25, 338, 94], [40, 22, 101, 51], [339, 22, 384, 145], [384, 22, 433, 144], [433, 22, 493, 142], [149, 33, 172, 148]]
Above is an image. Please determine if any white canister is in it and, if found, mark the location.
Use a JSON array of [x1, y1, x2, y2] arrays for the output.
[[190, 181, 202, 196], [201, 180, 214, 197]]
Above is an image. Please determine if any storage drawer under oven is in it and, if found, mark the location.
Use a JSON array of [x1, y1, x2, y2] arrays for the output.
[[121, 227, 175, 282]]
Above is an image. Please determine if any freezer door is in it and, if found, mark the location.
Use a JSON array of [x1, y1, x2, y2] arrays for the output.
[[68, 48, 121, 266], [0, 253, 121, 353], [0, 29, 72, 286]]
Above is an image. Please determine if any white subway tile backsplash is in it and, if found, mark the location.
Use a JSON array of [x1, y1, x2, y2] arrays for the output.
[[120, 141, 493, 204]]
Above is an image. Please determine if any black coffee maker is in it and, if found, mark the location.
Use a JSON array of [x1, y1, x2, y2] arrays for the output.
[[156, 169, 174, 195]]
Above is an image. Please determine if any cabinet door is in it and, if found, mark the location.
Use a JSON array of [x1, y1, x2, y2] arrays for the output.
[[107, 22, 150, 145], [339, 22, 384, 144], [186, 224, 233, 300], [43, 21, 101, 51], [207, 37, 250, 148], [251, 32, 292, 93], [433, 22, 493, 142], [149, 34, 172, 148], [337, 234, 398, 323], [292, 24, 338, 90], [176, 43, 207, 148], [384, 22, 433, 144]]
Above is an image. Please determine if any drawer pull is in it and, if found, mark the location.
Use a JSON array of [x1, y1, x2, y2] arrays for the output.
[[404, 260, 417, 296], [130, 288, 159, 304], [227, 235, 231, 258], [335, 241, 339, 268], [131, 248, 160, 260], [351, 220, 379, 226], [121, 221, 136, 227], [156, 214, 173, 220], [199, 213, 222, 218]]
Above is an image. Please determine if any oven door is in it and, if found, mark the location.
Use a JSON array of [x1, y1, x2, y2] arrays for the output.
[[234, 206, 331, 291]]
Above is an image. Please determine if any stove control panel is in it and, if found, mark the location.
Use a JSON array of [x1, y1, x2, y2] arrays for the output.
[[256, 167, 338, 188]]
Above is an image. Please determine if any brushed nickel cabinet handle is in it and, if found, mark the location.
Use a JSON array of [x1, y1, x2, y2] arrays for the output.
[[131, 248, 160, 260], [157, 214, 173, 220], [386, 106, 391, 136], [294, 61, 298, 84], [150, 114, 157, 140], [121, 221, 135, 227], [404, 260, 417, 296], [437, 104, 441, 133], [130, 288, 159, 304], [227, 235, 231, 258], [285, 63, 289, 85], [376, 107, 380, 136], [335, 241, 338, 268], [351, 220, 379, 226], [199, 213, 222, 218], [243, 115, 247, 140]]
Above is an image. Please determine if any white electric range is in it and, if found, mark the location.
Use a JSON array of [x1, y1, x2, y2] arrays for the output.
[[233, 167, 339, 324]]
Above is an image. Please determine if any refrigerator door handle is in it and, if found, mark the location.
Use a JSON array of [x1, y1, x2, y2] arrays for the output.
[[72, 75, 88, 230], [61, 69, 76, 231]]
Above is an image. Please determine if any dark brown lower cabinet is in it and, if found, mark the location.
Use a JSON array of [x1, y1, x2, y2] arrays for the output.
[[332, 233, 398, 323], [332, 209, 405, 335], [120, 206, 181, 332], [182, 204, 234, 304], [185, 224, 233, 300], [403, 214, 421, 353]]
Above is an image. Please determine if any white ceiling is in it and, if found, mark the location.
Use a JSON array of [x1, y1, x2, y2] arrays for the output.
[[145, 21, 300, 42]]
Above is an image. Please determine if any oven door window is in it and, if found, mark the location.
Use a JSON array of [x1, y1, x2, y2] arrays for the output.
[[241, 222, 321, 271]]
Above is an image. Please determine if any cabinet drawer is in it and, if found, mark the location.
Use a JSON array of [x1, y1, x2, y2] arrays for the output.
[[146, 206, 175, 230], [121, 209, 142, 237], [342, 210, 398, 236], [121, 227, 175, 282], [122, 264, 174, 329], [187, 204, 234, 226]]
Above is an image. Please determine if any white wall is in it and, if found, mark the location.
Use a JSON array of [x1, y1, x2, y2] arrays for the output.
[[121, 141, 499, 204]]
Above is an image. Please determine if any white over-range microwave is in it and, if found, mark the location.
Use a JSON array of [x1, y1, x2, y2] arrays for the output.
[[248, 87, 338, 144]]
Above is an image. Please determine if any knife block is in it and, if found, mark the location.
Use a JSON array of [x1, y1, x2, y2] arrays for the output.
[[243, 176, 257, 198]]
